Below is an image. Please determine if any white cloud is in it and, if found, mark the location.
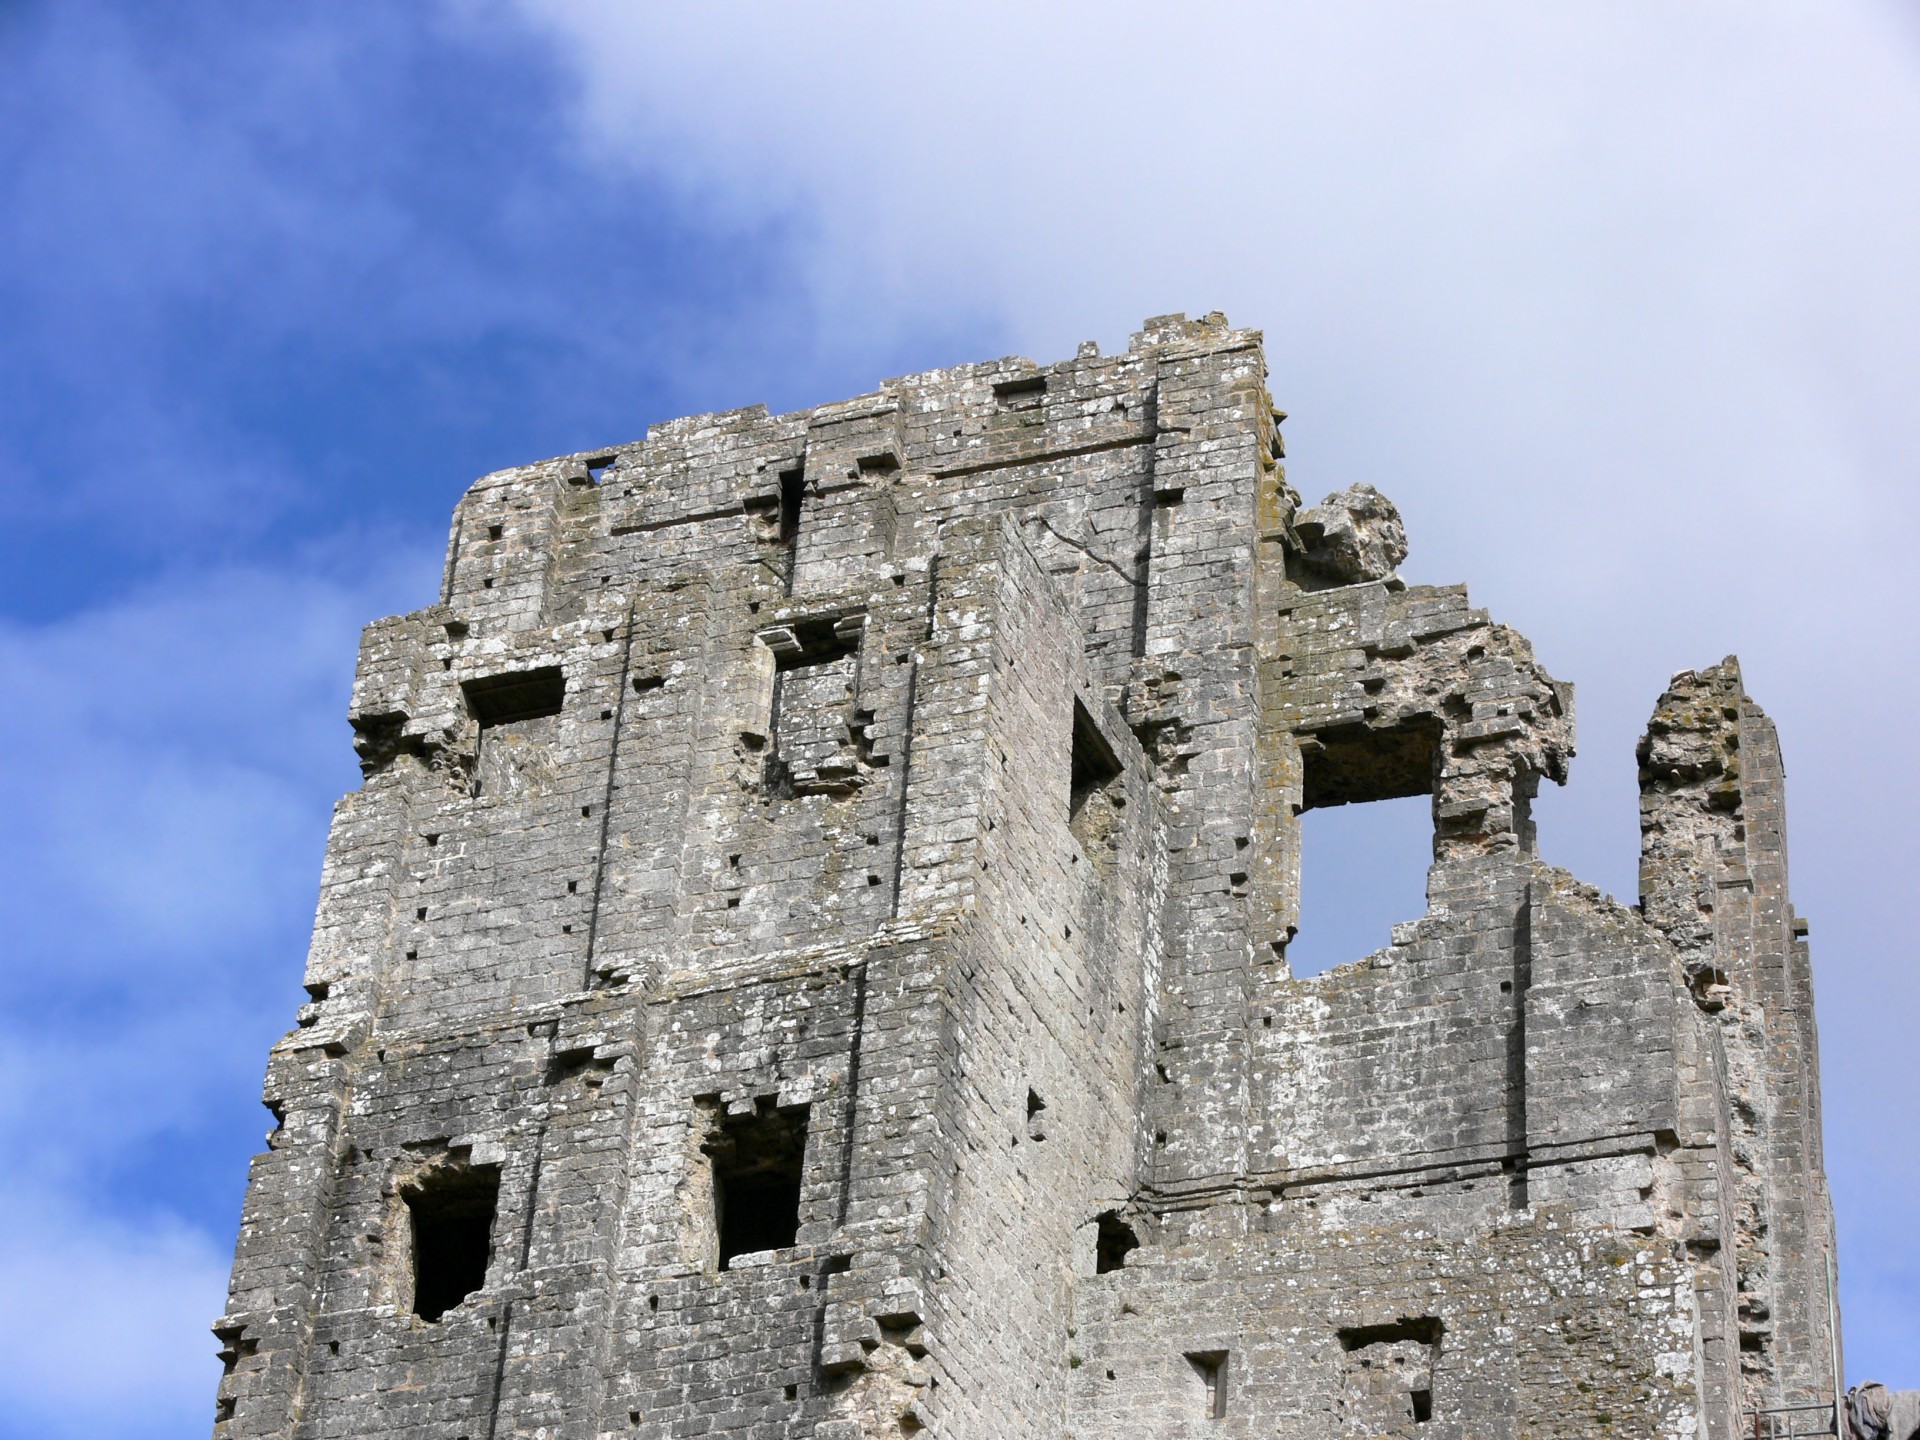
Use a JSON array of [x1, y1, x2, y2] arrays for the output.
[[479, 0, 1920, 1379], [0, 1189, 230, 1440], [0, 539, 441, 1438]]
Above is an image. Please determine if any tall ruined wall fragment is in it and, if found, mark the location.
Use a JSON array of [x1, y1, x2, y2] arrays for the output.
[[213, 314, 1841, 1440]]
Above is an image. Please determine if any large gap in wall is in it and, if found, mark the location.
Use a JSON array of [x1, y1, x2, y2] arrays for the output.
[[1288, 795, 1431, 977], [1337, 1318, 1440, 1431], [1289, 719, 1438, 978], [463, 666, 566, 799], [405, 1162, 501, 1321], [706, 1098, 809, 1269]]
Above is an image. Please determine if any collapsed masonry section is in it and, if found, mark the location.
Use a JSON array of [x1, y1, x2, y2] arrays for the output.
[[214, 313, 1838, 1440]]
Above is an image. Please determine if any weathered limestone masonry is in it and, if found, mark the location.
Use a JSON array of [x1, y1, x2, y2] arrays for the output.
[[214, 313, 1842, 1440]]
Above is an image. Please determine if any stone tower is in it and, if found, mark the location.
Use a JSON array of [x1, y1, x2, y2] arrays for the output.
[[213, 314, 1842, 1439]]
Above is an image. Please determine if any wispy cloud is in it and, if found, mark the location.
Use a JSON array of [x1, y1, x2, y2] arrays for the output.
[[0, 539, 440, 1437], [490, 0, 1920, 1379]]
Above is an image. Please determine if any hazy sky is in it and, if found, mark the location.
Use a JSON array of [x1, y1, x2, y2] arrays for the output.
[[2, 5, 1914, 1435]]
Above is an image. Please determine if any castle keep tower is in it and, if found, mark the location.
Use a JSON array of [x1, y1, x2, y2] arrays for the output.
[[214, 314, 1841, 1439]]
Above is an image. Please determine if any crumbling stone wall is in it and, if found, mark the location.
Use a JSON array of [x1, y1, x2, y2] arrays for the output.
[[214, 314, 1841, 1440]]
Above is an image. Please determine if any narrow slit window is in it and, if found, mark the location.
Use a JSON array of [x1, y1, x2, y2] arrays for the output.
[[1070, 698, 1122, 818], [704, 1098, 809, 1269], [404, 1162, 501, 1321], [1185, 1350, 1228, 1419]]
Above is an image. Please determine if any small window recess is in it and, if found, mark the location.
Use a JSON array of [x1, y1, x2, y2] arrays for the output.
[[1185, 1350, 1228, 1419], [778, 468, 805, 543], [1094, 1211, 1139, 1274], [992, 372, 1048, 409], [403, 1160, 502, 1321], [584, 453, 617, 484], [1070, 698, 1122, 817], [1069, 697, 1124, 850], [1025, 1087, 1047, 1143], [462, 667, 565, 728], [703, 1097, 809, 1269]]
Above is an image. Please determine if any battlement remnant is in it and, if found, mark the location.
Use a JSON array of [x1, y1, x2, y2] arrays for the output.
[[214, 314, 1841, 1440]]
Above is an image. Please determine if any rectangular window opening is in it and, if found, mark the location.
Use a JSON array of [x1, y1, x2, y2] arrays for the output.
[[705, 1098, 809, 1269], [1337, 1317, 1440, 1431], [462, 666, 565, 728], [1094, 1211, 1139, 1274], [1185, 1350, 1228, 1420], [1070, 697, 1123, 820], [778, 468, 806, 545], [404, 1161, 501, 1322], [992, 372, 1047, 407], [1287, 718, 1438, 979]]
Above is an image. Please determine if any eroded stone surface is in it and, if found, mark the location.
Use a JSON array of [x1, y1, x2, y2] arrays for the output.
[[1293, 482, 1409, 584], [212, 314, 1841, 1440]]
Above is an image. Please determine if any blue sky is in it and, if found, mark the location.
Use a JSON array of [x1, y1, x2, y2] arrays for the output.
[[1, 4, 1915, 1435]]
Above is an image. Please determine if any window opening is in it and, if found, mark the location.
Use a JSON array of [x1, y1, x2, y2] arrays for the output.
[[1337, 1318, 1440, 1432], [404, 1162, 501, 1321], [1094, 1211, 1139, 1274], [764, 615, 865, 795], [1069, 697, 1124, 854], [1287, 718, 1437, 978], [1185, 1350, 1228, 1419], [462, 667, 565, 728], [463, 667, 566, 799], [1025, 1088, 1047, 1143], [992, 373, 1047, 409], [704, 1097, 809, 1269], [778, 468, 806, 545]]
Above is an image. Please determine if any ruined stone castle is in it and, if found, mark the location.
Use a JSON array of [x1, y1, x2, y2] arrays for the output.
[[213, 313, 1842, 1439]]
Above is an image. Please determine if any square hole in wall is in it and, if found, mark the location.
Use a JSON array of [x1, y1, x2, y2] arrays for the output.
[[1337, 1317, 1441, 1432], [702, 1097, 809, 1269]]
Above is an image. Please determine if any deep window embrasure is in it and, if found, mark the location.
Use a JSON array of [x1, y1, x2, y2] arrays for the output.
[[404, 1162, 501, 1321], [705, 1098, 809, 1269], [1288, 719, 1437, 978], [1069, 697, 1123, 833], [462, 666, 565, 728]]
